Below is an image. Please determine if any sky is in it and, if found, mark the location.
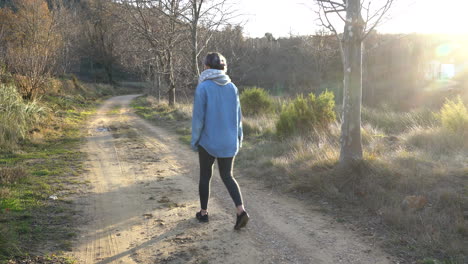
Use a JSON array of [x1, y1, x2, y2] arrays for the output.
[[235, 0, 468, 38]]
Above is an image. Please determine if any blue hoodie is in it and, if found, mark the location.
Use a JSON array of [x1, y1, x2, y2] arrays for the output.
[[191, 70, 243, 158]]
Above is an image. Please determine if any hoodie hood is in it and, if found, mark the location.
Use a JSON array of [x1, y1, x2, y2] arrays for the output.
[[198, 69, 231, 86]]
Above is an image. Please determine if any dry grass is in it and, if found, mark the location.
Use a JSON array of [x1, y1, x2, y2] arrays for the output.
[[0, 187, 11, 199], [0, 80, 98, 261], [0, 84, 46, 149], [403, 126, 468, 159], [362, 106, 437, 134], [134, 94, 467, 262], [237, 106, 467, 263], [0, 166, 28, 185], [175, 101, 193, 120], [131, 96, 194, 145], [144, 96, 192, 121], [243, 114, 277, 137]]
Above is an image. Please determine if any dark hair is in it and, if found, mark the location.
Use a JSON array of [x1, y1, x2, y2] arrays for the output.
[[203, 52, 227, 71]]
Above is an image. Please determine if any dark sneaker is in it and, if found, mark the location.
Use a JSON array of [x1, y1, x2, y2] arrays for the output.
[[234, 211, 249, 230], [196, 211, 209, 222]]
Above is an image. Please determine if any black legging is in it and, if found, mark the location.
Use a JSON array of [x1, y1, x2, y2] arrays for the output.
[[198, 146, 243, 210]]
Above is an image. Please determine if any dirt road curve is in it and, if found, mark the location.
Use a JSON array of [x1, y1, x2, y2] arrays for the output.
[[70, 95, 395, 264]]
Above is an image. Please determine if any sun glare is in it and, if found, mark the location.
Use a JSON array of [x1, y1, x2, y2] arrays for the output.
[[378, 0, 468, 34], [236, 0, 468, 38], [428, 1, 468, 34]]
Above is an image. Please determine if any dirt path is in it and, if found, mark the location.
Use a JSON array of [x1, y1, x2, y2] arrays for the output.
[[70, 95, 396, 264]]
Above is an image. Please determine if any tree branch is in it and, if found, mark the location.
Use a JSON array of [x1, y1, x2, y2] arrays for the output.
[[363, 0, 394, 40], [315, 2, 344, 67], [324, 8, 346, 13], [317, 0, 346, 8]]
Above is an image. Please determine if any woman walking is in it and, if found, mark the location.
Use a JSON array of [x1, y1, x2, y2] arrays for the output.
[[191, 52, 249, 230]]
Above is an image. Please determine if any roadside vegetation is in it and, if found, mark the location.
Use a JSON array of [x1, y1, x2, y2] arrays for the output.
[[131, 96, 193, 145], [0, 75, 133, 263], [133, 87, 467, 264], [1, 0, 466, 263], [242, 90, 467, 264], [0, 0, 144, 261]]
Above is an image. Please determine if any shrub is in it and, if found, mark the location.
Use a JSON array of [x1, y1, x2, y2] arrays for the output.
[[438, 96, 468, 134], [0, 84, 45, 148], [276, 91, 336, 137], [240, 87, 273, 116], [71, 74, 85, 91]]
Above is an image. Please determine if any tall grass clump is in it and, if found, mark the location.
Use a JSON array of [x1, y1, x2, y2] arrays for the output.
[[0, 84, 45, 148], [406, 96, 468, 155], [276, 91, 336, 137], [362, 107, 437, 134], [240, 87, 273, 116], [438, 96, 468, 135], [242, 115, 277, 137]]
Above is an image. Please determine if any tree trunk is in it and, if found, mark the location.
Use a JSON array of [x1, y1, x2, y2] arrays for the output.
[[105, 63, 113, 84], [150, 64, 155, 96], [340, 0, 364, 165], [191, 27, 200, 83], [191, 0, 201, 86], [167, 50, 176, 106], [157, 74, 161, 103], [168, 81, 176, 106]]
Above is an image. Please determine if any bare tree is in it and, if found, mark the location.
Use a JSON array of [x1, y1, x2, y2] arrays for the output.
[[307, 30, 341, 85], [51, 0, 81, 75], [116, 0, 187, 106], [82, 0, 123, 84], [316, 0, 394, 165], [207, 25, 249, 82], [180, 0, 236, 84]]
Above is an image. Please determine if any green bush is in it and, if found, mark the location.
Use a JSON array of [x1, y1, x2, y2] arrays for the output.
[[0, 84, 45, 149], [240, 87, 273, 116], [438, 96, 468, 134], [276, 91, 336, 137]]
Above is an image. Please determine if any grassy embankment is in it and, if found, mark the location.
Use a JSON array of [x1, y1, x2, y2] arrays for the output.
[[0, 78, 139, 263], [131, 96, 193, 144], [131, 91, 467, 264]]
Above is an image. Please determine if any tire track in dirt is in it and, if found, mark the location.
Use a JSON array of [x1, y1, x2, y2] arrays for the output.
[[70, 95, 396, 264]]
